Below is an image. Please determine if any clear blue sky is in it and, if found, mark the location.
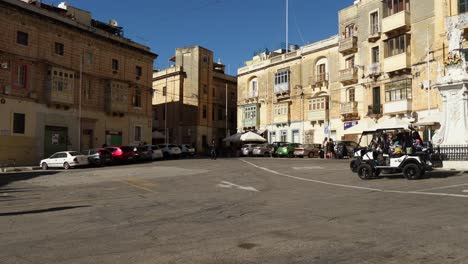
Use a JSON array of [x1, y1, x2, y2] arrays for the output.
[[65, 0, 351, 75]]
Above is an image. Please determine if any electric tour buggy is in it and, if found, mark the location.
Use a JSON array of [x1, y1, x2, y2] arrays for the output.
[[350, 125, 443, 180]]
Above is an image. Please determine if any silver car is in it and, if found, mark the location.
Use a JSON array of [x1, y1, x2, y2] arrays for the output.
[[252, 144, 274, 157], [241, 144, 258, 156]]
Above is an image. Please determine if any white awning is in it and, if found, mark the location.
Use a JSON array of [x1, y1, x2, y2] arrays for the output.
[[152, 130, 165, 139]]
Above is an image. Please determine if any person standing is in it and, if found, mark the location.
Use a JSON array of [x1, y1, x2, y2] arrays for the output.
[[210, 139, 217, 160], [321, 137, 328, 159], [327, 138, 335, 159]]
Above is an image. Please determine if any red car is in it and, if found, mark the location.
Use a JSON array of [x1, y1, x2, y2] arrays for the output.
[[105, 146, 135, 162]]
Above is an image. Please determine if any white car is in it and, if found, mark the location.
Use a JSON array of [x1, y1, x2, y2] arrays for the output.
[[179, 144, 195, 157], [40, 151, 89, 170], [158, 144, 182, 159], [147, 145, 164, 160]]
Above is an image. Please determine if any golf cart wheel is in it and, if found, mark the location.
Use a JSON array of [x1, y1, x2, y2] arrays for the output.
[[63, 162, 70, 170], [350, 160, 359, 173], [357, 164, 373, 180], [373, 169, 381, 178], [403, 163, 421, 180], [41, 162, 48, 170]]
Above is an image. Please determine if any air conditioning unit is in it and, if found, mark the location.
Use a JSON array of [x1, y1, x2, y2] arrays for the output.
[[0, 62, 9, 69], [3, 86, 11, 95]]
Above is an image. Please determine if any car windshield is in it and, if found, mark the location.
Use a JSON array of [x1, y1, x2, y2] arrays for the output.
[[68, 151, 82, 156], [169, 145, 177, 148], [121, 147, 133, 151]]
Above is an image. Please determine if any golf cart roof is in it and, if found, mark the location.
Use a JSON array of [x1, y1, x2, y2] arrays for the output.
[[362, 125, 414, 135]]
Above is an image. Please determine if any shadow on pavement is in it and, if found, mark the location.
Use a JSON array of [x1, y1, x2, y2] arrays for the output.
[[0, 205, 91, 216], [0, 171, 59, 188], [379, 170, 462, 180]]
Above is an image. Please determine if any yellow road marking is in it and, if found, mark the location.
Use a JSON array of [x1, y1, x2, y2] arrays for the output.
[[124, 177, 157, 187], [115, 179, 158, 194]]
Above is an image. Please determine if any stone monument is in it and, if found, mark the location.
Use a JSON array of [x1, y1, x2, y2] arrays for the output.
[[432, 14, 468, 145]]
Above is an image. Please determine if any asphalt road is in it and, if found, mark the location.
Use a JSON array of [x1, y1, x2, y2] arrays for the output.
[[1, 158, 468, 264]]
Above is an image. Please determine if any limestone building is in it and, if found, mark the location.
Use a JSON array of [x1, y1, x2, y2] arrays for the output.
[[152, 46, 237, 152], [237, 37, 341, 144], [0, 0, 157, 165]]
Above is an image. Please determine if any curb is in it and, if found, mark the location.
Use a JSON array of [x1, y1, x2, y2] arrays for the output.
[[0, 167, 41, 173]]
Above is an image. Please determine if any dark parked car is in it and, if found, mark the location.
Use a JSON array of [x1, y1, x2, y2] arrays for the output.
[[105, 146, 136, 162], [293, 144, 322, 158], [84, 148, 112, 166], [134, 146, 153, 161], [334, 141, 359, 159]]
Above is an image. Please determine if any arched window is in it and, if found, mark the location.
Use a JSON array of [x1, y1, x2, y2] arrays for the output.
[[348, 88, 355, 102], [344, 24, 355, 38], [315, 58, 328, 83], [249, 77, 258, 97]]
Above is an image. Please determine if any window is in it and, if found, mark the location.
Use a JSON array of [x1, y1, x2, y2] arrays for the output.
[[203, 84, 207, 94], [270, 131, 276, 142], [218, 108, 223, 120], [344, 24, 355, 38], [348, 88, 355, 102], [136, 66, 142, 77], [203, 105, 207, 119], [212, 107, 215, 121], [86, 52, 93, 65], [250, 78, 258, 97], [84, 80, 92, 100], [154, 109, 158, 120], [345, 57, 355, 69], [133, 90, 142, 107], [134, 126, 142, 142], [16, 31, 28, 46], [243, 105, 257, 120], [213, 86, 216, 97], [308, 98, 327, 111], [274, 70, 290, 94], [461, 0, 468, 13], [280, 131, 287, 142], [15, 65, 27, 88], [385, 0, 410, 17], [13, 113, 25, 134], [54, 42, 64, 56], [385, 35, 408, 57], [112, 59, 119, 71], [162, 86, 167, 96], [385, 79, 412, 102], [371, 47, 380, 63], [317, 64, 326, 81], [274, 104, 288, 115], [370, 12, 379, 35]]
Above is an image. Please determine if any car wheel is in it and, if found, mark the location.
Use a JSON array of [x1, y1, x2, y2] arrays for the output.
[[403, 163, 421, 180], [350, 160, 359, 173], [308, 152, 314, 158], [264, 152, 270, 157], [288, 152, 293, 158], [63, 162, 71, 170], [357, 164, 373, 180], [163, 152, 170, 160], [41, 162, 48, 170]]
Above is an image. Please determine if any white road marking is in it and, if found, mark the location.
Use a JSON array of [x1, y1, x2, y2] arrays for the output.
[[462, 190, 468, 193], [217, 181, 259, 192], [240, 159, 468, 199], [292, 166, 324, 170], [412, 183, 468, 192]]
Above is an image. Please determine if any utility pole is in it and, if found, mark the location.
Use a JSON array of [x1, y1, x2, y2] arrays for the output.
[[78, 53, 83, 152], [164, 77, 168, 145], [225, 82, 228, 140], [286, 0, 289, 51], [426, 25, 432, 140]]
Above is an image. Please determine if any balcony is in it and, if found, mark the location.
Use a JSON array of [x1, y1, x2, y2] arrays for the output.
[[384, 53, 411, 73], [368, 24, 381, 42], [368, 62, 381, 77], [338, 36, 358, 54], [383, 99, 412, 114], [340, 101, 359, 115], [242, 118, 258, 128], [308, 110, 328, 122], [47, 67, 75, 105], [243, 91, 259, 103], [310, 73, 328, 87], [339, 68, 358, 84], [368, 104, 383, 116], [382, 10, 411, 34], [105, 81, 129, 115]]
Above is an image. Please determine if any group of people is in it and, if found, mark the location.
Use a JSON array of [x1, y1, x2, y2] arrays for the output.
[[322, 137, 336, 159], [370, 130, 424, 157]]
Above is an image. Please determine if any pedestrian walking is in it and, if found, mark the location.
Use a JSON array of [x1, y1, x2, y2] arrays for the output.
[[210, 139, 217, 160]]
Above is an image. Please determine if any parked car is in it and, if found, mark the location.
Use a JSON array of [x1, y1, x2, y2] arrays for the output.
[[133, 146, 153, 161], [146, 145, 164, 160], [84, 148, 112, 166], [158, 144, 182, 159], [241, 144, 258, 156], [334, 141, 359, 159], [294, 144, 322, 158], [180, 144, 196, 158], [276, 143, 301, 158], [105, 146, 136, 162], [252, 144, 274, 157], [271, 142, 289, 157], [40, 151, 89, 170]]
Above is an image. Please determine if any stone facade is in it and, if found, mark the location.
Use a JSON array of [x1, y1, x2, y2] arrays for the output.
[[0, 0, 156, 165], [152, 46, 237, 153]]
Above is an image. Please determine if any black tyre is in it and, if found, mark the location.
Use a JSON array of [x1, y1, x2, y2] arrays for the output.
[[264, 152, 270, 157], [63, 162, 70, 170], [357, 164, 373, 180], [163, 152, 170, 160], [403, 163, 421, 180], [41, 162, 48, 170], [373, 169, 381, 178], [308, 152, 314, 158], [288, 152, 293, 158], [350, 160, 359, 173]]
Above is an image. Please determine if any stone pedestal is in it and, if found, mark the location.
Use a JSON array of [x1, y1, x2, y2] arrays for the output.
[[433, 65, 468, 145]]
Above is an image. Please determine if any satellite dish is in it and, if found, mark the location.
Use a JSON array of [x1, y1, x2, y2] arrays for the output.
[[58, 2, 67, 9], [109, 19, 119, 27]]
